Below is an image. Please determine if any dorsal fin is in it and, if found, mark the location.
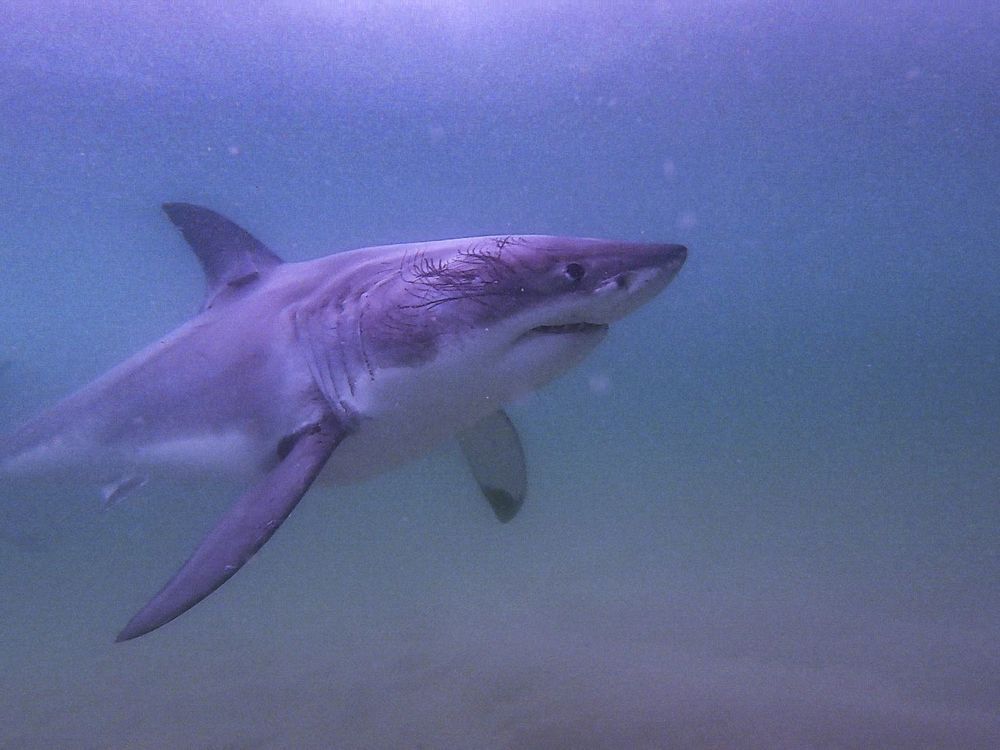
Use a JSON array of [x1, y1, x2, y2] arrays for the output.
[[162, 203, 284, 310]]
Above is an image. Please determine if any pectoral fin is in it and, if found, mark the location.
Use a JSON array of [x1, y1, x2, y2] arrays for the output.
[[457, 410, 527, 523], [116, 416, 343, 642]]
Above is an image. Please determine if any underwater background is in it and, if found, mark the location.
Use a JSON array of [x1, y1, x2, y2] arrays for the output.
[[0, 2, 997, 748]]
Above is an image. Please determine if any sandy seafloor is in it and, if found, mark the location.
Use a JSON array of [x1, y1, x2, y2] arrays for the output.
[[1, 2, 997, 748]]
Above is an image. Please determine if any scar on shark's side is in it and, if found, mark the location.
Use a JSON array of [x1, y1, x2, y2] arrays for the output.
[[0, 203, 687, 641]]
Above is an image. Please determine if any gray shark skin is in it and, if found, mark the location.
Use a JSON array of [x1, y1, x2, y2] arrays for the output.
[[0, 204, 687, 641]]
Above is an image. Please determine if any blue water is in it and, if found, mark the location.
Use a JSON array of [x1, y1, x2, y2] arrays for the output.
[[1, 2, 997, 748]]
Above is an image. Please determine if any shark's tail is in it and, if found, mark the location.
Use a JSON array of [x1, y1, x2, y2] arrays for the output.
[[0, 412, 48, 478], [0, 384, 92, 480]]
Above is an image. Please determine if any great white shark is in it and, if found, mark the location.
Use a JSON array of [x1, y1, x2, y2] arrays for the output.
[[0, 204, 687, 641]]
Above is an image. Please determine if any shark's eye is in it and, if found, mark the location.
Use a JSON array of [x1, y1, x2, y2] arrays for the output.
[[564, 262, 585, 282]]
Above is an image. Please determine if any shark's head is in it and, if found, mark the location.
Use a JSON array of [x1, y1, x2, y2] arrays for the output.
[[338, 235, 687, 402]]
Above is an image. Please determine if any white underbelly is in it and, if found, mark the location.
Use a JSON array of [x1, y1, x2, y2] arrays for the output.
[[319, 358, 506, 484], [2, 341, 538, 494]]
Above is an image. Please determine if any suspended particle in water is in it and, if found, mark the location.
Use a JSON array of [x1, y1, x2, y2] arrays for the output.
[[588, 373, 612, 395], [676, 210, 697, 230]]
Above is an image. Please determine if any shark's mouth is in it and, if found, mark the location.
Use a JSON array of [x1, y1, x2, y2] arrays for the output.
[[529, 322, 608, 335]]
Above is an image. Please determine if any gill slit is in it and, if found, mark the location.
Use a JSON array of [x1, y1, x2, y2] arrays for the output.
[[330, 308, 355, 398], [357, 270, 397, 382], [294, 307, 341, 410]]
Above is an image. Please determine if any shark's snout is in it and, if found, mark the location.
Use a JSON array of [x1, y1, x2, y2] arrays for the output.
[[662, 242, 688, 267], [642, 242, 687, 275], [640, 242, 687, 288], [658, 244, 687, 289], [577, 241, 686, 325], [604, 241, 686, 287]]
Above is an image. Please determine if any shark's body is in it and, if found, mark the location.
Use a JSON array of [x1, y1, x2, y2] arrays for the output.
[[2, 244, 554, 486], [1, 204, 686, 640]]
